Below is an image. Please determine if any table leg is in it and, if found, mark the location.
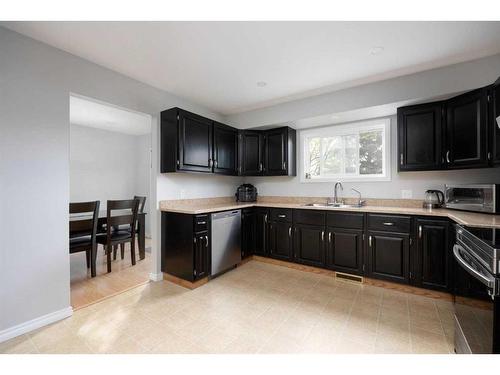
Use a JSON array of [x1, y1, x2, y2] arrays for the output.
[[139, 215, 145, 260]]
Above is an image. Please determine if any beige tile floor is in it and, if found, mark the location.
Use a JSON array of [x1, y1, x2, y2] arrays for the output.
[[70, 240, 152, 309], [0, 260, 455, 354]]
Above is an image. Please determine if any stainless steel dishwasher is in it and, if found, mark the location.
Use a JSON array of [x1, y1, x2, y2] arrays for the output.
[[211, 210, 241, 277]]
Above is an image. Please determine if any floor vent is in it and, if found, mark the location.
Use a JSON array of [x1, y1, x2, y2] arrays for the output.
[[335, 272, 363, 284]]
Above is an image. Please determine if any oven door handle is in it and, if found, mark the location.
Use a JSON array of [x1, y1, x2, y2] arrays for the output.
[[453, 244, 496, 292]]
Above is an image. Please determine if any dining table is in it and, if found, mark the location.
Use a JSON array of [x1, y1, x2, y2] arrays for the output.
[[70, 210, 147, 263]]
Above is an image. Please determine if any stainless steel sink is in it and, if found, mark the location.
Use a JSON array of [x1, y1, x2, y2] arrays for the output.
[[302, 202, 365, 209]]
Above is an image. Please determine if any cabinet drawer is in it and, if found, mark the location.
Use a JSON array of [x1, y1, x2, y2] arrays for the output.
[[270, 208, 292, 222], [293, 209, 326, 226], [367, 214, 411, 233], [194, 214, 209, 232], [326, 212, 364, 229]]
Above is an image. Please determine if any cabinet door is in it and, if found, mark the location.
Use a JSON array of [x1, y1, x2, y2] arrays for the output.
[[265, 128, 287, 176], [241, 210, 256, 258], [254, 209, 268, 256], [269, 222, 292, 261], [414, 219, 451, 291], [293, 224, 325, 268], [493, 80, 500, 164], [398, 103, 443, 171], [194, 232, 209, 280], [213, 122, 238, 175], [446, 88, 489, 169], [326, 228, 363, 275], [178, 110, 213, 172], [239, 131, 263, 175], [366, 231, 410, 284]]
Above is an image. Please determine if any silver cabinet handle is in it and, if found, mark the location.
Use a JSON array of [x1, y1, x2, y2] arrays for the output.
[[400, 153, 403, 166], [204, 235, 208, 247], [321, 231, 325, 242], [288, 226, 292, 237], [328, 232, 332, 243], [214, 160, 218, 167], [418, 225, 422, 239], [209, 159, 213, 167], [369, 235, 372, 247], [283, 161, 286, 170], [264, 214, 268, 224], [197, 221, 207, 225], [278, 214, 286, 218], [193, 237, 197, 244], [382, 222, 395, 226], [446, 150, 451, 163], [259, 163, 263, 172]]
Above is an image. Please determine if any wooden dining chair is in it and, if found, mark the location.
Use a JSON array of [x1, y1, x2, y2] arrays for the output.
[[114, 196, 146, 261], [69, 201, 100, 278], [97, 199, 139, 273]]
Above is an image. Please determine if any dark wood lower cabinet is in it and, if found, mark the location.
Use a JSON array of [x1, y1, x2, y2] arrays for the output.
[[194, 231, 209, 280], [254, 208, 269, 256], [326, 227, 363, 275], [269, 221, 292, 261], [293, 224, 325, 268], [366, 230, 410, 284], [241, 209, 256, 258], [414, 218, 451, 292]]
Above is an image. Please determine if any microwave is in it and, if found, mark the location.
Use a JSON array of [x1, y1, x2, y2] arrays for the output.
[[444, 184, 500, 213]]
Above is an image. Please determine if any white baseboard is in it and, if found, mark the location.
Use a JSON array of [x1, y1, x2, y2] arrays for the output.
[[0, 306, 73, 343], [149, 272, 163, 282]]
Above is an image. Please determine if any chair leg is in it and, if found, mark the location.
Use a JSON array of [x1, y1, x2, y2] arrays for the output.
[[106, 245, 112, 273], [120, 243, 125, 259], [91, 245, 97, 278], [113, 245, 117, 260], [85, 250, 90, 269], [131, 239, 136, 266]]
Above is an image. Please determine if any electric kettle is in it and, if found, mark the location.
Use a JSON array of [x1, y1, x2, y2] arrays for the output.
[[423, 190, 444, 209]]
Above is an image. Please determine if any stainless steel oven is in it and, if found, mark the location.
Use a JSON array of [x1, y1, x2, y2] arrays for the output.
[[445, 184, 500, 214], [453, 225, 500, 353]]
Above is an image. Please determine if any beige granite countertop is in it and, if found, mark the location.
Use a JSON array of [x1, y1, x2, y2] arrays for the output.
[[160, 196, 500, 229]]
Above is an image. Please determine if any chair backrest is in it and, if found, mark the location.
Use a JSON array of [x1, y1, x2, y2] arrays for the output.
[[69, 201, 100, 239], [106, 199, 139, 238], [134, 196, 147, 213]]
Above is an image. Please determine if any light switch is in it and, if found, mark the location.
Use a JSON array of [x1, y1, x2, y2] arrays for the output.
[[401, 190, 413, 199]]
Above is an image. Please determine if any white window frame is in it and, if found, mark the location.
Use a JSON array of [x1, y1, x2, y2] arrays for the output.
[[299, 118, 391, 183]]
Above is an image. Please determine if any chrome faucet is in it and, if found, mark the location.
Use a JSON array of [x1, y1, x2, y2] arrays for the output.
[[351, 188, 365, 207], [333, 182, 343, 204]]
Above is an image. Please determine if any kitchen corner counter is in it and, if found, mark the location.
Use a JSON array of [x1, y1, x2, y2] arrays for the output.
[[159, 197, 500, 229]]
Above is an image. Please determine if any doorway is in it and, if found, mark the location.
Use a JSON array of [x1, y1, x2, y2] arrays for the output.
[[69, 94, 153, 309]]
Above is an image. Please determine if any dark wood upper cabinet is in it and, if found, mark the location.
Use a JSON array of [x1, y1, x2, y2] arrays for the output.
[[397, 102, 444, 171], [413, 218, 451, 292], [446, 88, 489, 169], [178, 109, 213, 173], [239, 130, 264, 175], [493, 78, 500, 164], [264, 127, 297, 176], [213, 122, 238, 175], [366, 230, 410, 284]]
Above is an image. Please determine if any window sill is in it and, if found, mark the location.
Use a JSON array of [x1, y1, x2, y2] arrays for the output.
[[300, 176, 391, 183]]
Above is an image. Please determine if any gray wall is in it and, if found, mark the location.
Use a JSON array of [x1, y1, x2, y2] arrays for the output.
[[70, 124, 152, 235], [243, 116, 500, 200], [0, 26, 228, 332]]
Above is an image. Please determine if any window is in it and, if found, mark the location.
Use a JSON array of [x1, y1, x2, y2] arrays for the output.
[[301, 118, 391, 182]]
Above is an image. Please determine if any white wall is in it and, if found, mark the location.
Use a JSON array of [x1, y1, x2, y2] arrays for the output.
[[70, 124, 152, 235], [244, 116, 500, 200], [0, 26, 229, 336]]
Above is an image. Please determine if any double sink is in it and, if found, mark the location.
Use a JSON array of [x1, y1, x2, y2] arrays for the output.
[[302, 202, 365, 209]]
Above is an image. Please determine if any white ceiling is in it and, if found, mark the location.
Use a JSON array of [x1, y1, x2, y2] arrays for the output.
[[5, 21, 500, 115], [70, 95, 151, 135]]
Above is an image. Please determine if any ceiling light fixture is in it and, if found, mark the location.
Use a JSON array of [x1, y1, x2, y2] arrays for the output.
[[256, 81, 267, 87], [370, 46, 384, 55]]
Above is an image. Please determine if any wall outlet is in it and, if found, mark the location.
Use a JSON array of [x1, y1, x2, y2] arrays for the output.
[[180, 189, 186, 199], [401, 190, 413, 199]]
